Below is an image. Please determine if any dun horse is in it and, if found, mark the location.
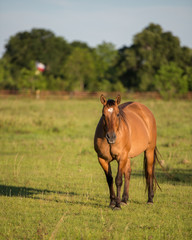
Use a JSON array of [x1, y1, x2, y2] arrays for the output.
[[94, 94, 159, 209]]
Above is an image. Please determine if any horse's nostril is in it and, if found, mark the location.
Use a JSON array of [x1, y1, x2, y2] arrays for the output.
[[106, 132, 116, 143]]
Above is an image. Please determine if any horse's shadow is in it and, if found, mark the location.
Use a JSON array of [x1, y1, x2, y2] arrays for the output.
[[1, 168, 190, 209], [0, 184, 105, 208], [132, 168, 192, 185], [0, 184, 76, 198]]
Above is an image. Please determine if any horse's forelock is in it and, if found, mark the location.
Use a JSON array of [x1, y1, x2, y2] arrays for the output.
[[106, 99, 115, 107]]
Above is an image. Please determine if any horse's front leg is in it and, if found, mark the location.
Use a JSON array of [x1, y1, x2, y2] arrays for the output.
[[115, 157, 127, 209], [98, 157, 116, 207], [121, 158, 131, 204]]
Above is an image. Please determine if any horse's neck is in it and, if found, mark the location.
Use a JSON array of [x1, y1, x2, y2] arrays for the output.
[[119, 115, 130, 137]]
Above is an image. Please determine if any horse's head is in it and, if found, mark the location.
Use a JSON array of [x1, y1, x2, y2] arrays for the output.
[[100, 94, 121, 144]]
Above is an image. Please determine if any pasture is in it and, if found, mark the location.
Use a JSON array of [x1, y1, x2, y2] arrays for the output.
[[0, 96, 191, 240]]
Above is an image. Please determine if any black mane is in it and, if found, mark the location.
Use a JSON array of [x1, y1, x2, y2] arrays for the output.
[[119, 108, 127, 123], [106, 99, 115, 107]]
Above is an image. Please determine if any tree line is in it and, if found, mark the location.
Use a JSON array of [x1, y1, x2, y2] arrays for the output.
[[0, 23, 192, 98]]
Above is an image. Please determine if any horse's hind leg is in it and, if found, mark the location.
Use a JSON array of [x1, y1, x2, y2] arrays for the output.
[[144, 149, 155, 203], [121, 158, 131, 204]]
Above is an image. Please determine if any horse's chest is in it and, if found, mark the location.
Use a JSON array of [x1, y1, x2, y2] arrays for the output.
[[109, 144, 122, 161], [95, 139, 112, 161], [95, 139, 120, 161]]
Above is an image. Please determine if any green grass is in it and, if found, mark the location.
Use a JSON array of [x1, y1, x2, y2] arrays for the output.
[[0, 97, 192, 240]]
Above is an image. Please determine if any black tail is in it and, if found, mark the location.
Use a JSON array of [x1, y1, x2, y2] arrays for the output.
[[144, 147, 161, 192]]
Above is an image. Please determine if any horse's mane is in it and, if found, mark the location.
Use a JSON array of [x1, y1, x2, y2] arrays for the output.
[[106, 99, 115, 107], [119, 108, 128, 126]]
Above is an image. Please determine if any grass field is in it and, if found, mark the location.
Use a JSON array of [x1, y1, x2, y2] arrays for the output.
[[0, 96, 192, 240]]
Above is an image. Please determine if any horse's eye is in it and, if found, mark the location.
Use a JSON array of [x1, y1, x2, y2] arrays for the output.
[[117, 113, 120, 117]]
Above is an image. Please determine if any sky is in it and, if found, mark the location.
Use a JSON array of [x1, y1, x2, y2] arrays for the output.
[[0, 0, 192, 57]]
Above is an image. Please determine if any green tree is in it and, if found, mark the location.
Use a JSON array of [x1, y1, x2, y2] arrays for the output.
[[1, 25, 192, 93], [94, 42, 124, 92], [155, 62, 188, 99], [94, 42, 117, 82], [95, 42, 117, 70], [70, 41, 91, 50], [4, 29, 71, 79], [0, 58, 14, 89], [116, 23, 191, 92], [63, 47, 97, 91], [115, 47, 139, 90], [134, 24, 182, 91]]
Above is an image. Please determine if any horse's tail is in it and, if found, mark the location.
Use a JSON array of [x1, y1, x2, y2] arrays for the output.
[[144, 146, 162, 192], [154, 147, 162, 191]]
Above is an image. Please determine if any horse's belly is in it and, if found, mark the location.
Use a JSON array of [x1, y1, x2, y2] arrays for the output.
[[128, 122, 149, 158], [124, 102, 156, 158], [128, 140, 148, 158]]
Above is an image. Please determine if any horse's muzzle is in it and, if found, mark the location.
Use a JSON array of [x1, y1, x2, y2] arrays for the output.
[[106, 132, 116, 144]]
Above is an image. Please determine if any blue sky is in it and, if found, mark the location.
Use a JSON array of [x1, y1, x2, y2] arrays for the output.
[[0, 0, 192, 57]]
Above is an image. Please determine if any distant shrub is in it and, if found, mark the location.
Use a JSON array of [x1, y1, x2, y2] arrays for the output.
[[155, 62, 188, 99]]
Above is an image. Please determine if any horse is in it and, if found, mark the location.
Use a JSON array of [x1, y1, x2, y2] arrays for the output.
[[94, 94, 160, 209]]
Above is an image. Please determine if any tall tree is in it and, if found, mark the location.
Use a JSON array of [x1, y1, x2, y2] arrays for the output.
[[116, 23, 191, 92], [4, 29, 71, 78], [94, 42, 117, 81], [63, 47, 97, 91]]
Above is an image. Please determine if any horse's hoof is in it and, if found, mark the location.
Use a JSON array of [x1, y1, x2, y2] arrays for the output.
[[109, 204, 116, 209], [112, 206, 121, 210], [120, 201, 127, 206], [147, 201, 153, 205], [109, 200, 116, 208]]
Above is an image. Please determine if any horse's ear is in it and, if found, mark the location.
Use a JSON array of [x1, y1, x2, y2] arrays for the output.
[[115, 94, 121, 105], [100, 94, 107, 105]]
